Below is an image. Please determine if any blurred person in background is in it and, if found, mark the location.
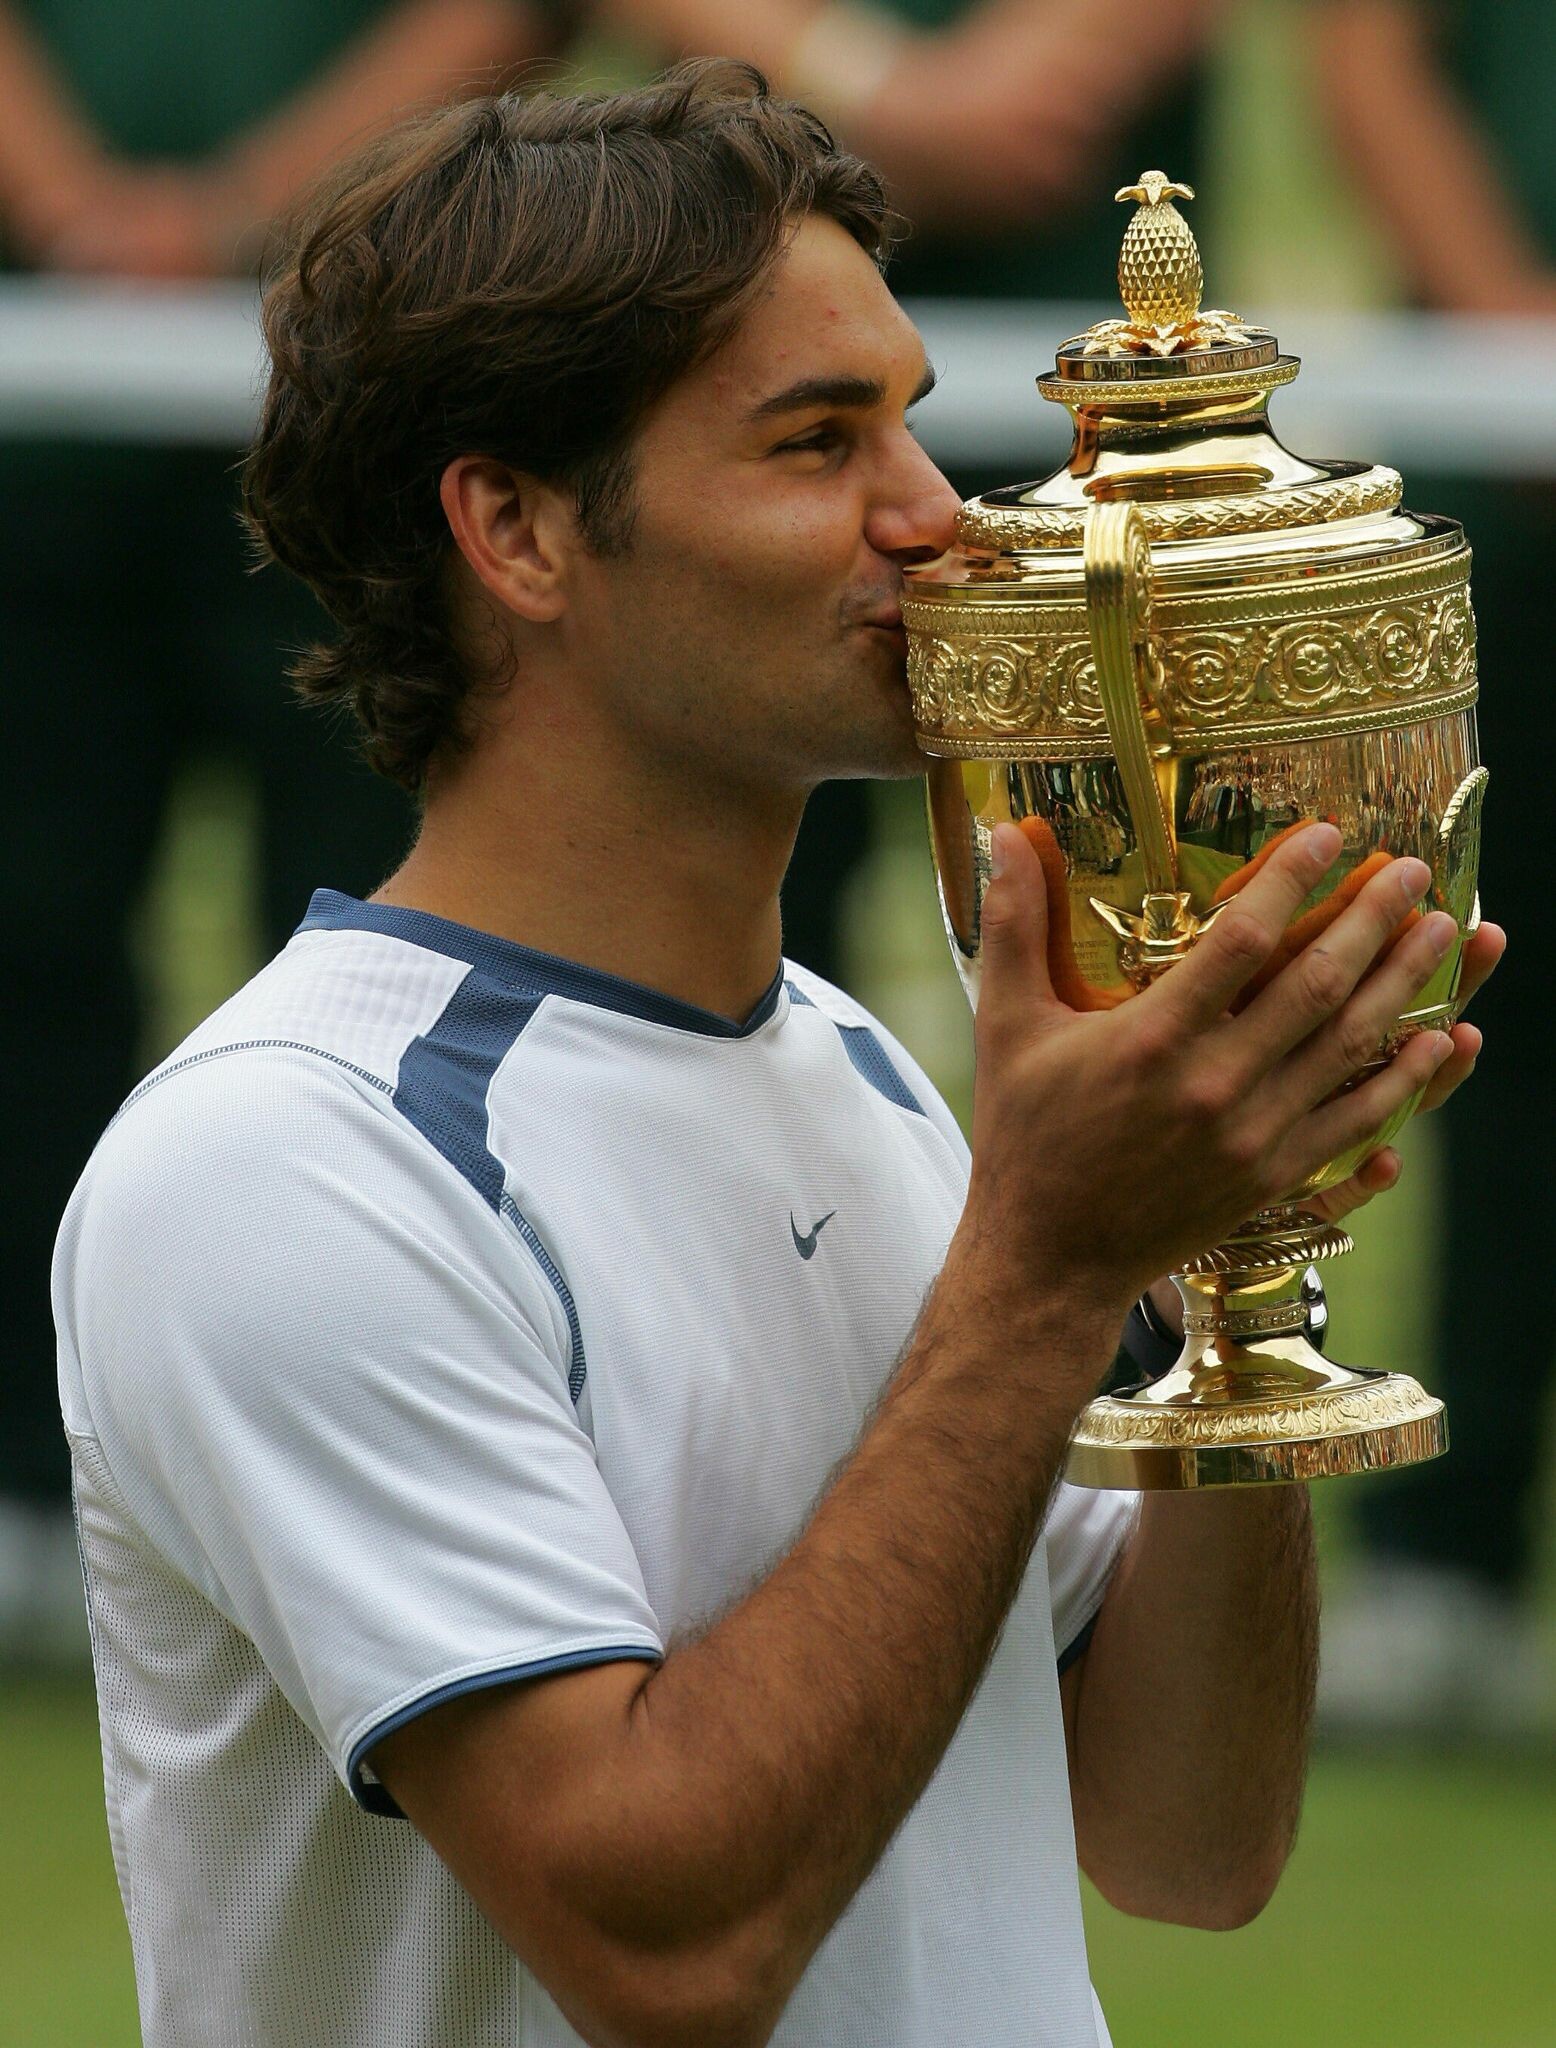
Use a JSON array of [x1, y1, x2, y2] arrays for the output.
[[0, 0, 558, 1661], [1316, 0, 1552, 1744], [600, 0, 1230, 987]]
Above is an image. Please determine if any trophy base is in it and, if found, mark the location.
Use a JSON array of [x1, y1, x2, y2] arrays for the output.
[[1065, 1338, 1447, 1490], [1065, 1207, 1447, 1490]]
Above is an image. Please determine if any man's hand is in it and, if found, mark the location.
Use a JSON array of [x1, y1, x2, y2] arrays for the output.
[[1305, 915, 1504, 1226], [970, 818, 1458, 1309], [847, 0, 1221, 232], [42, 162, 240, 278]]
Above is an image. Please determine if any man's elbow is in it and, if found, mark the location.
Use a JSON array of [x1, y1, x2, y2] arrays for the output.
[[566, 1942, 790, 2048], [516, 1895, 801, 2048], [1173, 1854, 1285, 1933], [1090, 1839, 1290, 1934]]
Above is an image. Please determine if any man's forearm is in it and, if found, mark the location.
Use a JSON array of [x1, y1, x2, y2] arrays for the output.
[[0, 5, 106, 254], [1066, 1485, 1318, 1930], [560, 1234, 1125, 2009], [1318, 0, 1554, 312], [217, 0, 548, 228]]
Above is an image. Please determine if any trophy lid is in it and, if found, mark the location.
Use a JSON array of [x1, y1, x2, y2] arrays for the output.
[[1044, 170, 1287, 394], [935, 172, 1422, 567], [902, 174, 1476, 763]]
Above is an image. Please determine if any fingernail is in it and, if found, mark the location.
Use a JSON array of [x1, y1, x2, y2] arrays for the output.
[[1430, 1031, 1454, 1065], [989, 824, 1011, 879], [1398, 858, 1432, 904], [1302, 822, 1342, 864], [1428, 912, 1457, 957]]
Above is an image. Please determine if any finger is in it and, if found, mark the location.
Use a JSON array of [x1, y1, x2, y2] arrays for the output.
[[1453, 921, 1506, 1010], [975, 821, 1061, 1039], [1269, 906, 1458, 1116], [1273, 1031, 1452, 1195], [1231, 853, 1435, 1073], [1141, 821, 1342, 1033], [1416, 1021, 1480, 1114], [1304, 1147, 1403, 1225]]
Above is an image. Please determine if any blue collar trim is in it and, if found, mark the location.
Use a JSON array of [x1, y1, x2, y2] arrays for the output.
[[297, 890, 787, 1040]]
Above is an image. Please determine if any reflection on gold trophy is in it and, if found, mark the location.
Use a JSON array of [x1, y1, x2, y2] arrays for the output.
[[904, 174, 1486, 1490]]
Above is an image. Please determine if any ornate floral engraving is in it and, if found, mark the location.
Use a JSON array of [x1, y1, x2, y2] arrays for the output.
[[905, 558, 1477, 753], [1180, 1301, 1308, 1337], [1036, 359, 1299, 411], [1073, 1377, 1443, 1450]]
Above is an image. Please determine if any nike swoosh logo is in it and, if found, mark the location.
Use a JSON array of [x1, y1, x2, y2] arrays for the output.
[[790, 1209, 837, 1260]]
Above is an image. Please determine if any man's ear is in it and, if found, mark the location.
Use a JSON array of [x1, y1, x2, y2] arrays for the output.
[[439, 456, 573, 623]]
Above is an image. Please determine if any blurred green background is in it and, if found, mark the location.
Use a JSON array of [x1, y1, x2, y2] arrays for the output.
[[8, 2, 1554, 2043]]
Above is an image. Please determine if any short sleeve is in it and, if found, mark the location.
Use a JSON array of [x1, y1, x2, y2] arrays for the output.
[[1044, 1479, 1140, 1670], [55, 1049, 664, 1813]]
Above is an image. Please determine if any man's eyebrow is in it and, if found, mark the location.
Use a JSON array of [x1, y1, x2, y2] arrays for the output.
[[746, 359, 937, 422]]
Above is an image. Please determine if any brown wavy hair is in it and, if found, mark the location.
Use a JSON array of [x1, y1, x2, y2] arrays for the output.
[[242, 60, 895, 792]]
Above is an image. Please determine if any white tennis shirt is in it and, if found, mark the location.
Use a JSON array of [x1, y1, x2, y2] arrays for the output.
[[55, 890, 1137, 2048]]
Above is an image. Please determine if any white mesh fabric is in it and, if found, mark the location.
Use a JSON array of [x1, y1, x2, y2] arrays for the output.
[[72, 1433, 527, 2047]]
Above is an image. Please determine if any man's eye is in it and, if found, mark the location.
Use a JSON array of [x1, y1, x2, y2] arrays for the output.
[[777, 428, 843, 456]]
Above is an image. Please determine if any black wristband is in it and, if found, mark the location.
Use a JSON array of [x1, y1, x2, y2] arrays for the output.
[[1114, 1294, 1180, 1387]]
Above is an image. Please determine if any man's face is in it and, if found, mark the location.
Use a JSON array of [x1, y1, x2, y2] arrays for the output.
[[560, 214, 962, 796]]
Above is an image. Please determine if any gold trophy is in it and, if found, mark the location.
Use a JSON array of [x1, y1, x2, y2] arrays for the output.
[[904, 173, 1485, 1490]]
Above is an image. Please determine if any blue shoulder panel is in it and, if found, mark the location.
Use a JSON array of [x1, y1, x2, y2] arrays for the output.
[[392, 976, 541, 1212], [784, 979, 925, 1118], [836, 1024, 925, 1116], [393, 972, 588, 1402]]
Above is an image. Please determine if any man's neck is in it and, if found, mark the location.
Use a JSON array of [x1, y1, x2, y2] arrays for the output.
[[373, 741, 803, 1027]]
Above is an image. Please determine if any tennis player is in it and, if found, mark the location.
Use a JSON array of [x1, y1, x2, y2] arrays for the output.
[[55, 62, 1499, 2048]]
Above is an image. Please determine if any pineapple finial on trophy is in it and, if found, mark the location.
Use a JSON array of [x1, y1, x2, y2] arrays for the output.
[[1073, 169, 1271, 359], [1115, 171, 1201, 326]]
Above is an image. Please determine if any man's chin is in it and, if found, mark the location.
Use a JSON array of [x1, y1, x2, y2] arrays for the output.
[[868, 653, 930, 777], [837, 713, 931, 783]]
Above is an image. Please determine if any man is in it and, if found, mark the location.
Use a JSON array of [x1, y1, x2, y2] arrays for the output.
[[55, 63, 1498, 2048]]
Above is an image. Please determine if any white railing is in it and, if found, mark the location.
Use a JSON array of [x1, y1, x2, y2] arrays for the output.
[[3, 280, 1554, 475]]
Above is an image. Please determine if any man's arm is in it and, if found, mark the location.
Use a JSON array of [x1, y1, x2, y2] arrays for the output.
[[0, 3, 109, 259], [209, 0, 550, 257], [1057, 914, 1503, 1930], [18, 0, 551, 278], [381, 1254, 1125, 2048], [599, 0, 1224, 231], [1317, 0, 1556, 314], [1062, 1488, 1317, 1930], [375, 825, 1459, 2048]]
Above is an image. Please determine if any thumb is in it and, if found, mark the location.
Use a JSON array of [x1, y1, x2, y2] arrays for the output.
[[976, 821, 1061, 1032]]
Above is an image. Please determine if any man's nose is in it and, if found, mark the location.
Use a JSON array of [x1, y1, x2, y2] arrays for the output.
[[867, 438, 963, 567]]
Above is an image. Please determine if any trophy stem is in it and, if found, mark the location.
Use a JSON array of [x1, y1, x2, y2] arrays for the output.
[[1065, 1207, 1447, 1490]]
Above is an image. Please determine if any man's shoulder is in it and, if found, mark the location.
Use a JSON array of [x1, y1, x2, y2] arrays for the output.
[[128, 924, 472, 1111], [782, 960, 967, 1152], [71, 925, 477, 1262], [781, 960, 923, 1064], [56, 941, 574, 1446]]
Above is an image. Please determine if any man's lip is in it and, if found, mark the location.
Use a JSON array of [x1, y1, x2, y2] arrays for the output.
[[856, 610, 905, 632]]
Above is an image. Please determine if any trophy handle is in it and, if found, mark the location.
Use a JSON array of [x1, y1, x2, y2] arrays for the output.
[[1084, 500, 1176, 894], [1082, 500, 1219, 985]]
